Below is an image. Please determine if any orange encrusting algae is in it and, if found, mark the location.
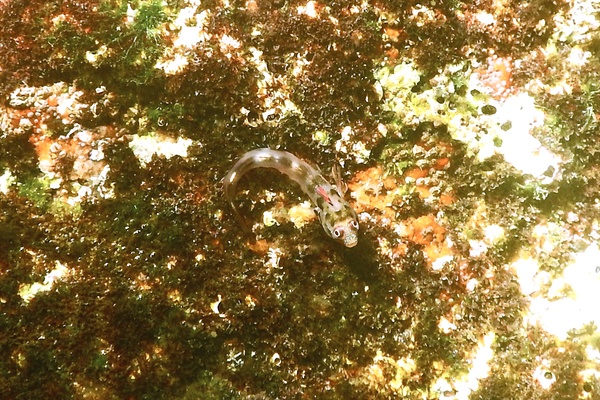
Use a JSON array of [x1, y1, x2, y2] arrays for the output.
[[402, 214, 453, 263], [475, 55, 514, 99], [348, 166, 398, 219], [348, 151, 454, 266]]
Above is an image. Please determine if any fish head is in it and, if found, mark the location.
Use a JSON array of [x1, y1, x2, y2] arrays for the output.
[[318, 206, 359, 248]]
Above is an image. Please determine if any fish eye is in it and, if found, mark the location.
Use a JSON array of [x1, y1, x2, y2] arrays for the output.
[[332, 228, 343, 238], [350, 220, 359, 229]]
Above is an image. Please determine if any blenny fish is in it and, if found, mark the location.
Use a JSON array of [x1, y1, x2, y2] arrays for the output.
[[224, 148, 359, 247]]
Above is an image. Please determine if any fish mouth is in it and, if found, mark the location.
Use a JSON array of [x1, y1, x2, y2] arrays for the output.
[[343, 233, 358, 248]]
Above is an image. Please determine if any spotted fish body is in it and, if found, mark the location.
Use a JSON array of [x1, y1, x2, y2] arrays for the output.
[[224, 148, 359, 247]]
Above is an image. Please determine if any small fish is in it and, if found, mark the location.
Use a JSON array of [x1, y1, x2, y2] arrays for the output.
[[224, 148, 359, 247]]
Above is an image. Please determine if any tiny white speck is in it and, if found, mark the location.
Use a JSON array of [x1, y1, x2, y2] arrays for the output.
[[229, 172, 237, 183]]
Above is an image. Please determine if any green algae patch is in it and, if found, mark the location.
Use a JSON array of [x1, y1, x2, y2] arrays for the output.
[[17, 176, 53, 210]]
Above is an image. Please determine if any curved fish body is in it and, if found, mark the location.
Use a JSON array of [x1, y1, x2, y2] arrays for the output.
[[224, 148, 359, 247]]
